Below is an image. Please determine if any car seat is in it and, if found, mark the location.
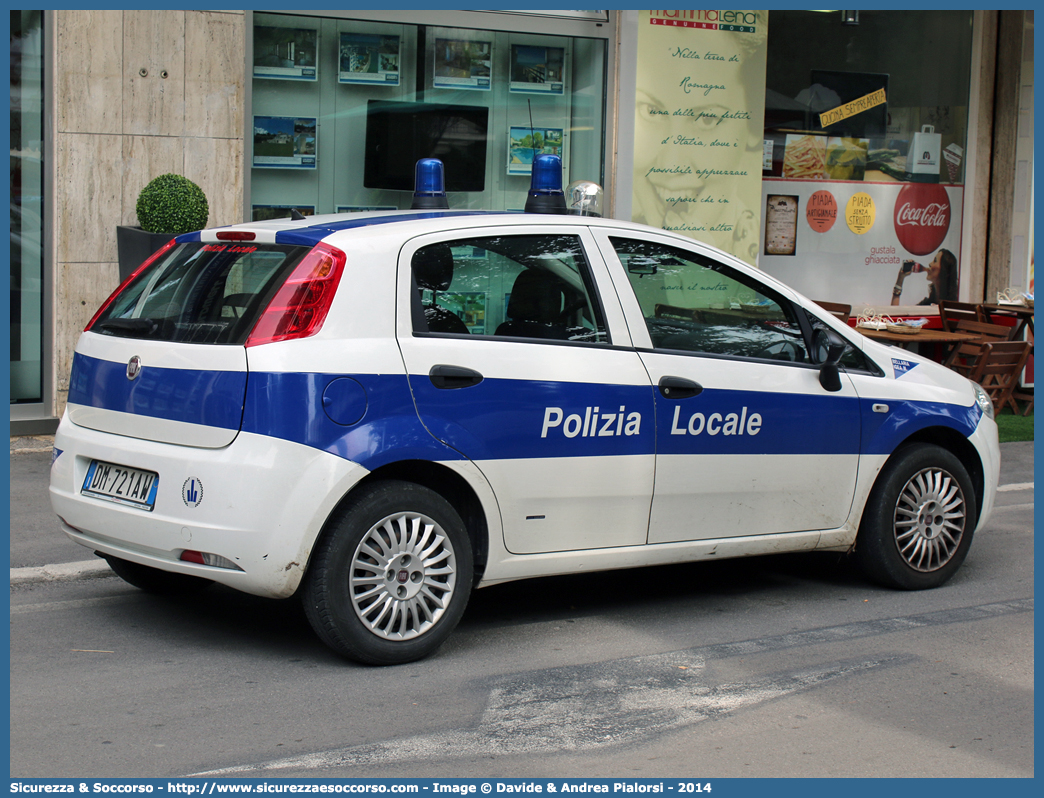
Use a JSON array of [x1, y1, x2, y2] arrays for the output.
[[495, 269, 568, 339], [412, 243, 469, 334]]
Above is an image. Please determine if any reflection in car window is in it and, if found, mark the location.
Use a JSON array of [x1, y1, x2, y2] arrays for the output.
[[412, 235, 608, 344], [93, 243, 309, 345], [610, 237, 809, 363]]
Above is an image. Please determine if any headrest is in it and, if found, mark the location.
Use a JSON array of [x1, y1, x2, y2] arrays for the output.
[[507, 269, 564, 324], [412, 244, 454, 292]]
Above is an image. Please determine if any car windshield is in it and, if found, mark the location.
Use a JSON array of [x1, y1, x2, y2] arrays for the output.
[[93, 242, 310, 345]]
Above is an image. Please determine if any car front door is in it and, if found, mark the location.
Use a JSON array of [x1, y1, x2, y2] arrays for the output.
[[592, 230, 862, 544], [396, 226, 656, 555]]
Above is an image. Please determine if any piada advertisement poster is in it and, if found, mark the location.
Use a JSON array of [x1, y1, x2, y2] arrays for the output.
[[760, 179, 964, 310]]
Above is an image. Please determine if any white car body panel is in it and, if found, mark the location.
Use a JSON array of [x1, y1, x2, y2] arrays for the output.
[[68, 333, 248, 448], [49, 210, 1001, 608], [52, 425, 367, 597]]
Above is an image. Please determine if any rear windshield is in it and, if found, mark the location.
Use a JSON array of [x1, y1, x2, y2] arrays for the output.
[[92, 242, 310, 344]]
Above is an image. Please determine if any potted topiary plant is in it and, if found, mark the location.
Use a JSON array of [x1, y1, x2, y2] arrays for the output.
[[116, 173, 209, 281]]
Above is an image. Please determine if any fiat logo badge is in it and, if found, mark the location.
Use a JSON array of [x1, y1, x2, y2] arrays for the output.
[[397, 570, 409, 584], [126, 356, 142, 381]]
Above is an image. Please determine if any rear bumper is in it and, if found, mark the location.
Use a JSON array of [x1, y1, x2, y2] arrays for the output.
[[49, 415, 368, 598]]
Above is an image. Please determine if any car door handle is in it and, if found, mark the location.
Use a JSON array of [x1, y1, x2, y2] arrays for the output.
[[429, 365, 484, 390], [658, 376, 703, 399]]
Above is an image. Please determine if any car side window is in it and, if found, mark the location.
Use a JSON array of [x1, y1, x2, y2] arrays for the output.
[[412, 234, 609, 344], [610, 237, 809, 363]]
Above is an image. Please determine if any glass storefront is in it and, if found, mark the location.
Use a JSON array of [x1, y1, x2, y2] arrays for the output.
[[249, 12, 607, 218], [764, 10, 973, 184], [759, 10, 975, 307], [10, 9, 46, 406]]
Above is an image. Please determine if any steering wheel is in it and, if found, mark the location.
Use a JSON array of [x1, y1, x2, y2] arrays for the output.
[[757, 339, 804, 361], [558, 296, 588, 323]]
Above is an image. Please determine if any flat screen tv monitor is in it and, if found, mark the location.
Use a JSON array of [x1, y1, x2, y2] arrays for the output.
[[364, 100, 489, 192], [809, 70, 889, 139]]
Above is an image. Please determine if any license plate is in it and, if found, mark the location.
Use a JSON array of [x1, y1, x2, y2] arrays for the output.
[[81, 460, 159, 511]]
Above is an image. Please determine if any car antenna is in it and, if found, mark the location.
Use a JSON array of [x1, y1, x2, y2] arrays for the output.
[[290, 208, 306, 221], [528, 99, 537, 164]]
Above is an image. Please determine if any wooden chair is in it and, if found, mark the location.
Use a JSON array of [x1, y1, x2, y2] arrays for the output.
[[938, 300, 984, 332], [979, 303, 1032, 340], [1011, 386, 1034, 416], [943, 319, 1013, 374], [813, 301, 852, 323], [979, 303, 1033, 413], [967, 340, 1032, 414]]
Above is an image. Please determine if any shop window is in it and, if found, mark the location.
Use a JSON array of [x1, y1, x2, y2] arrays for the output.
[[10, 10, 45, 405], [759, 10, 974, 308], [763, 10, 973, 185], [250, 13, 607, 218]]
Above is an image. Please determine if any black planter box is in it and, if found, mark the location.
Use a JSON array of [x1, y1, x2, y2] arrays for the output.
[[116, 226, 174, 282]]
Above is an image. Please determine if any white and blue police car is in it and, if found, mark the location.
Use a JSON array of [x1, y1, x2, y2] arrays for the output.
[[50, 157, 1000, 665]]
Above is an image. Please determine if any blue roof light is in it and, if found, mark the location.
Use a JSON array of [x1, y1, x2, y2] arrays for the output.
[[411, 158, 449, 210], [531, 153, 562, 193], [524, 154, 568, 215]]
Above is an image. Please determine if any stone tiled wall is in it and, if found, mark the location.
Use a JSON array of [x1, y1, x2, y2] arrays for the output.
[[53, 9, 245, 413]]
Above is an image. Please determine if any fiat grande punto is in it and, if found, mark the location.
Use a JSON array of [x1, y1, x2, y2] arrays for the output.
[[50, 161, 999, 665]]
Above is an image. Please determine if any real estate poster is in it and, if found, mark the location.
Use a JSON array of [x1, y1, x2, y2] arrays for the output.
[[509, 45, 565, 94], [253, 26, 318, 81], [339, 33, 401, 85], [253, 116, 318, 169], [507, 127, 564, 175], [632, 10, 769, 266], [442, 292, 487, 334], [433, 38, 493, 90]]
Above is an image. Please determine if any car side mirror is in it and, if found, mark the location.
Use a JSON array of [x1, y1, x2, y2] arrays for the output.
[[814, 328, 847, 392], [820, 346, 846, 392]]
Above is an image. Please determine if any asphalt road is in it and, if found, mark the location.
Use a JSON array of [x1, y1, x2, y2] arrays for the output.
[[8, 442, 1034, 779]]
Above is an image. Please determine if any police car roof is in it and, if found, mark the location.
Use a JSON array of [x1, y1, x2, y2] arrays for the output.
[[180, 209, 675, 249]]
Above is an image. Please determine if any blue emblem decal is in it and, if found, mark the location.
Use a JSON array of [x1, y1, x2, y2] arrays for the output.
[[182, 477, 204, 508], [892, 358, 918, 377]]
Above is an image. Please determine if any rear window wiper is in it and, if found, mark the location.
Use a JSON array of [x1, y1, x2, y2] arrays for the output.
[[97, 318, 158, 336]]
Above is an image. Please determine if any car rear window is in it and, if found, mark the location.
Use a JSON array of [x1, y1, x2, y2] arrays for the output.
[[92, 242, 311, 345]]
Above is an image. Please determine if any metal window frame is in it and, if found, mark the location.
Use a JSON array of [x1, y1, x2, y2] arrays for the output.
[[10, 9, 57, 435]]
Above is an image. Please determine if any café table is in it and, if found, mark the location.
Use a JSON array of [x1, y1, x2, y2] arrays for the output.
[[979, 302, 1034, 341], [854, 326, 985, 365], [855, 327, 984, 346]]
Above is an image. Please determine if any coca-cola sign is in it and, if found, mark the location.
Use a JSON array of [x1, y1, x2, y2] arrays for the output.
[[893, 183, 951, 256]]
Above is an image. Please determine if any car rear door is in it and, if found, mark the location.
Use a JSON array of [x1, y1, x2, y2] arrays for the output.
[[395, 225, 656, 555]]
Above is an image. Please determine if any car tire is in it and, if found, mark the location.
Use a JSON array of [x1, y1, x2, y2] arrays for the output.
[[856, 444, 976, 590], [302, 481, 473, 666], [100, 554, 213, 595]]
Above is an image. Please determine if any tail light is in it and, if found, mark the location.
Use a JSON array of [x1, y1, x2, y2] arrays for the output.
[[84, 238, 177, 331], [246, 242, 347, 347]]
